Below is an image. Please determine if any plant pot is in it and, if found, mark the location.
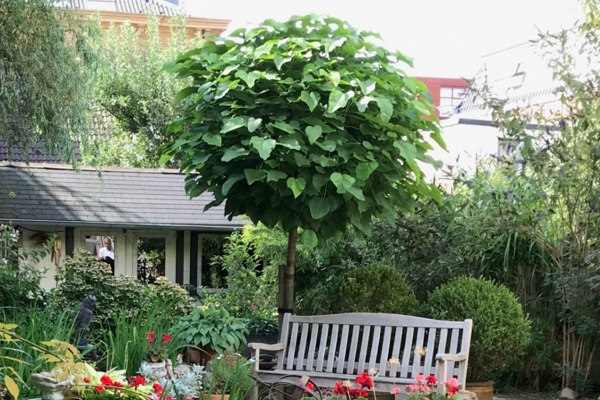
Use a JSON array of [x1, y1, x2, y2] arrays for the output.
[[139, 359, 168, 381], [202, 393, 230, 400], [186, 345, 216, 365], [465, 381, 494, 400]]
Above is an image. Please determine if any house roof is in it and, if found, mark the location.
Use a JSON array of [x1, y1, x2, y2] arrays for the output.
[[0, 164, 246, 231], [64, 0, 183, 16]]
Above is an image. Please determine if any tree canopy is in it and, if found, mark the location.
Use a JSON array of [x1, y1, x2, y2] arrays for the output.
[[0, 0, 98, 163], [163, 14, 444, 240]]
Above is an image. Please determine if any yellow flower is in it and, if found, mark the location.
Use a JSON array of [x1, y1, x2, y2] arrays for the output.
[[387, 357, 401, 366]]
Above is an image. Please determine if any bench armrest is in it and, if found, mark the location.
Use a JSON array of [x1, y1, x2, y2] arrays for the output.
[[248, 342, 285, 371], [435, 352, 468, 362]]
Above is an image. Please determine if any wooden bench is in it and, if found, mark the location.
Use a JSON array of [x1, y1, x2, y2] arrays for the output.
[[249, 313, 472, 394]]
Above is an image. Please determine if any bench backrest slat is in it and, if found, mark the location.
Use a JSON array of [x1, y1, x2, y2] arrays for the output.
[[326, 324, 339, 372], [400, 327, 414, 377], [423, 327, 437, 377], [378, 326, 392, 376], [306, 323, 319, 371], [316, 324, 329, 372], [336, 325, 350, 373], [347, 325, 360, 374], [389, 327, 403, 377], [277, 313, 291, 370], [368, 326, 381, 372], [357, 325, 370, 373], [411, 327, 426, 378], [286, 322, 299, 369]]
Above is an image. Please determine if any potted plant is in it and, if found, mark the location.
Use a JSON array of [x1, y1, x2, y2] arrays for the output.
[[424, 276, 531, 400], [203, 354, 254, 400], [242, 317, 278, 364], [139, 329, 174, 380], [172, 305, 247, 365]]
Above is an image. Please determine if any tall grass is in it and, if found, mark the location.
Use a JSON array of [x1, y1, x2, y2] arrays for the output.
[[0, 305, 76, 397]]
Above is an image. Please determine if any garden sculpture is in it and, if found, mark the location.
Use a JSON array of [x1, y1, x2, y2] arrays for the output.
[[73, 295, 96, 350], [31, 372, 72, 400]]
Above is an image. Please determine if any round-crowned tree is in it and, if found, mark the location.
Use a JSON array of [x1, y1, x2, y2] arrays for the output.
[[163, 15, 445, 316]]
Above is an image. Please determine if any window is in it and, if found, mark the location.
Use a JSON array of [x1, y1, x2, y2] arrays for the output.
[[200, 237, 227, 289], [439, 87, 465, 117], [85, 235, 115, 274], [137, 237, 166, 284]]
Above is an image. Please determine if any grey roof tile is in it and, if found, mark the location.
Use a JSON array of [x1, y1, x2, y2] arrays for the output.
[[0, 165, 247, 230]]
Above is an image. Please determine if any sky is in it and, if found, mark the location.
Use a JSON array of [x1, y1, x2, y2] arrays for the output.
[[186, 0, 583, 78]]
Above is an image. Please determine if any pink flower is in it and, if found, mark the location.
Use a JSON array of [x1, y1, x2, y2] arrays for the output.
[[415, 374, 425, 384], [391, 387, 402, 395]]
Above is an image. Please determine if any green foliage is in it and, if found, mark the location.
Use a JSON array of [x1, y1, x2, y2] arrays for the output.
[[52, 250, 194, 326], [163, 14, 444, 239], [86, 14, 202, 167], [0, 225, 53, 315], [205, 355, 254, 397], [0, 0, 98, 163], [172, 305, 247, 354], [301, 263, 417, 315], [425, 276, 531, 382]]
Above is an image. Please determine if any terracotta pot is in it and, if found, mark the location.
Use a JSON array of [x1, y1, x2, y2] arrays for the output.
[[202, 393, 230, 400], [465, 381, 494, 400], [185, 345, 216, 365]]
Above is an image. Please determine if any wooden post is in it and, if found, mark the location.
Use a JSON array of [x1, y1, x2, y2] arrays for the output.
[[278, 227, 298, 329]]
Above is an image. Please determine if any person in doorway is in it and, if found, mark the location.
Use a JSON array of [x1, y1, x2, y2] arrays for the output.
[[98, 236, 115, 274]]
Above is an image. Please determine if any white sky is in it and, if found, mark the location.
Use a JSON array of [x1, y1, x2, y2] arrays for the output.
[[186, 0, 583, 78]]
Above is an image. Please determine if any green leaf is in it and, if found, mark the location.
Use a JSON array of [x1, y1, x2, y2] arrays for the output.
[[300, 91, 320, 112], [293, 152, 311, 167], [248, 117, 262, 133], [312, 174, 328, 191], [346, 185, 365, 201], [430, 130, 447, 150], [305, 125, 323, 145], [222, 175, 244, 196], [330, 172, 356, 194], [202, 134, 222, 147], [214, 82, 230, 99], [250, 136, 277, 159], [309, 198, 330, 219], [221, 146, 249, 162], [278, 136, 301, 150], [266, 170, 287, 182], [329, 71, 341, 86], [356, 96, 373, 112], [5, 375, 18, 400], [299, 229, 318, 249], [274, 54, 291, 70], [286, 177, 306, 198], [328, 90, 355, 113], [254, 42, 274, 58], [244, 169, 267, 184], [317, 139, 336, 152], [235, 70, 261, 88], [358, 79, 376, 95], [356, 160, 379, 180], [174, 86, 197, 103], [374, 97, 393, 123], [221, 116, 247, 133], [272, 121, 296, 134], [394, 140, 418, 162]]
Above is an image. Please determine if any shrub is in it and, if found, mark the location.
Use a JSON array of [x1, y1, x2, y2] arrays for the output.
[[425, 276, 531, 382], [52, 250, 194, 326], [302, 263, 417, 315]]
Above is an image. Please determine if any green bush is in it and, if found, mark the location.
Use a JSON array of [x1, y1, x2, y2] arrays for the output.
[[425, 276, 531, 382], [51, 250, 194, 326], [302, 263, 417, 315]]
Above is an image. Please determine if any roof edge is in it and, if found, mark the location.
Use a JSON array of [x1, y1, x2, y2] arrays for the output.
[[0, 218, 248, 231], [0, 162, 183, 175]]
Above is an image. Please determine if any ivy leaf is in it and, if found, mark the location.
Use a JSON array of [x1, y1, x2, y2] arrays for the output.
[[266, 170, 288, 182], [278, 136, 301, 150], [356, 96, 373, 112], [222, 175, 244, 195], [330, 172, 355, 194], [247, 117, 262, 133], [328, 90, 355, 113], [272, 121, 296, 134], [305, 125, 323, 144], [358, 79, 376, 95], [221, 116, 247, 133], [202, 134, 222, 146], [286, 177, 306, 198], [346, 185, 365, 201], [356, 160, 379, 180], [309, 197, 330, 219], [394, 140, 417, 162], [299, 229, 318, 249], [274, 54, 291, 70], [374, 97, 393, 123], [317, 139, 336, 152], [235, 70, 261, 88], [300, 91, 320, 112], [430, 130, 447, 150], [250, 136, 277, 159], [214, 82, 230, 99], [244, 169, 267, 184], [221, 146, 249, 162], [293, 152, 311, 167]]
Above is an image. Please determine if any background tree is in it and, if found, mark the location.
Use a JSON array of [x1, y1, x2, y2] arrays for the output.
[[85, 14, 202, 167], [163, 15, 444, 321], [0, 0, 98, 163]]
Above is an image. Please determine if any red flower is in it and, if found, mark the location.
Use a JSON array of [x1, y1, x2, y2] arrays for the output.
[[94, 385, 105, 393], [426, 374, 437, 385], [146, 331, 155, 343], [83, 377, 90, 383], [333, 382, 347, 395], [355, 372, 373, 389], [100, 375, 113, 386], [306, 381, 314, 391], [162, 333, 172, 343], [129, 375, 146, 389], [153, 382, 164, 394], [112, 381, 123, 388]]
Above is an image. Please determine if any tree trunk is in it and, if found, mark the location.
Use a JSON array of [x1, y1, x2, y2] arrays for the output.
[[278, 227, 298, 329]]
